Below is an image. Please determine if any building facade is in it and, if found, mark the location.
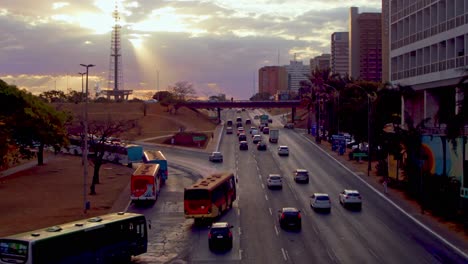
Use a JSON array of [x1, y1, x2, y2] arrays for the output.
[[331, 32, 350, 77], [388, 0, 468, 198], [284, 60, 310, 93], [310, 54, 331, 71], [258, 66, 288, 96], [349, 7, 383, 82]]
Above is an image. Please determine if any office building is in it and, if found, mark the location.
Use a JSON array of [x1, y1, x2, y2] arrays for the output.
[[349, 7, 382, 82], [310, 54, 331, 71], [331, 32, 350, 77], [284, 60, 310, 93], [258, 66, 288, 96]]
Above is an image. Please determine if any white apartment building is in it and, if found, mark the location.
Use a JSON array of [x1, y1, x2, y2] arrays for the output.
[[388, 0, 468, 127], [331, 32, 350, 76], [284, 60, 310, 93]]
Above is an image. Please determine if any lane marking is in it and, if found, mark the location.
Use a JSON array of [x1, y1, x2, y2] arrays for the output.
[[238, 227, 242, 236], [281, 248, 288, 261], [302, 135, 468, 260], [275, 225, 279, 236], [269, 207, 272, 215], [261, 183, 265, 189], [265, 194, 269, 201]]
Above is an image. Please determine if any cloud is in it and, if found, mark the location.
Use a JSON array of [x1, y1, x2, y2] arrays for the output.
[[0, 0, 381, 99]]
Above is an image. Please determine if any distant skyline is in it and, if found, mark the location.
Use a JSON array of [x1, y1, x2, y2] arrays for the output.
[[0, 0, 381, 100]]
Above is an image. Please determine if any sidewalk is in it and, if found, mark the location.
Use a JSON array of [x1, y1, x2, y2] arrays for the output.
[[302, 133, 468, 256]]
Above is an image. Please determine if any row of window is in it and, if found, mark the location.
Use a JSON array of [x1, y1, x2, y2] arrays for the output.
[[391, 55, 467, 81], [391, 0, 467, 21]]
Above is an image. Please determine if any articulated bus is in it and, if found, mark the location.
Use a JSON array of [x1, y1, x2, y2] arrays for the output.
[[0, 212, 148, 264], [142, 150, 168, 184], [131, 163, 161, 204], [184, 172, 236, 222]]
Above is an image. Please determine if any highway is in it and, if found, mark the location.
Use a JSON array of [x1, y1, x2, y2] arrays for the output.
[[131, 109, 467, 264]]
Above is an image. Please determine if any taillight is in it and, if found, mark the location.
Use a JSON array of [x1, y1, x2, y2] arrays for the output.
[[297, 213, 301, 219], [281, 213, 285, 219], [228, 231, 232, 238], [208, 233, 212, 239]]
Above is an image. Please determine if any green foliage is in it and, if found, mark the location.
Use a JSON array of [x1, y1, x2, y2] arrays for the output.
[[249, 92, 272, 101]]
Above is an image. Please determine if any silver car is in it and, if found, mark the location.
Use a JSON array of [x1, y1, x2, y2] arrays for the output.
[[209, 152, 223, 162], [310, 193, 331, 212], [277, 146, 289, 156], [267, 174, 283, 189]]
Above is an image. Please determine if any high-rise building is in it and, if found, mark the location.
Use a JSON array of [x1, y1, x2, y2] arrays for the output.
[[310, 54, 331, 71], [331, 32, 349, 76], [258, 66, 288, 96], [284, 60, 310, 93], [349, 7, 382, 82], [388, 0, 468, 128]]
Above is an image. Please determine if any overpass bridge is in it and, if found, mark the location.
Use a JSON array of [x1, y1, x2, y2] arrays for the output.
[[175, 100, 303, 124]]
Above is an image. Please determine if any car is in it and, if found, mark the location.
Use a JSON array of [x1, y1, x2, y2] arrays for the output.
[[226, 120, 233, 126], [208, 222, 233, 251], [278, 207, 301, 230], [236, 122, 243, 128], [294, 169, 309, 183], [277, 146, 289, 156], [284, 123, 294, 129], [339, 189, 362, 209], [268, 118, 273, 123], [249, 126, 257, 134], [254, 115, 260, 119], [238, 133, 247, 141], [236, 117, 242, 123], [310, 193, 331, 212], [262, 127, 270, 134], [267, 174, 283, 189], [252, 135, 262, 144], [226, 127, 233, 134], [257, 142, 267, 151], [245, 119, 251, 125], [237, 127, 245, 136], [251, 129, 259, 137], [209, 152, 223, 162], [239, 141, 248, 150]]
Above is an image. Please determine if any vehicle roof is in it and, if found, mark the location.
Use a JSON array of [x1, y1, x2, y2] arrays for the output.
[[313, 193, 329, 197], [211, 222, 230, 228], [212, 151, 222, 155], [240, 141, 248, 144], [279, 146, 289, 148], [344, 189, 360, 193], [295, 169, 308, 173], [268, 174, 281, 177], [253, 135, 261, 138], [281, 207, 299, 212]]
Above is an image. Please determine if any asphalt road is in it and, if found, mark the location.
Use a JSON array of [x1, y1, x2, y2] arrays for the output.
[[129, 109, 467, 264]]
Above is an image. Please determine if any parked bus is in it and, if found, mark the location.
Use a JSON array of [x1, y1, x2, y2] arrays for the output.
[[0, 212, 148, 264], [131, 163, 161, 204], [143, 150, 168, 184], [184, 172, 236, 222], [98, 142, 143, 167]]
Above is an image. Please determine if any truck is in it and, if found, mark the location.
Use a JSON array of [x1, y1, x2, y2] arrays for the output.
[[269, 129, 279, 143]]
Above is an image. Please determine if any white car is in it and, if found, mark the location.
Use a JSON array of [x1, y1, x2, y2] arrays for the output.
[[277, 146, 289, 156], [339, 189, 362, 209], [208, 152, 223, 162], [310, 193, 331, 212], [267, 174, 283, 189]]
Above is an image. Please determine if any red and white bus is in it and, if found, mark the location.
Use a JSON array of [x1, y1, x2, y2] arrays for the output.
[[184, 172, 236, 222], [131, 163, 161, 204]]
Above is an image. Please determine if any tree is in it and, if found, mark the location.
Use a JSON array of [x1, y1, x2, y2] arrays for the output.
[[0, 80, 69, 167], [249, 92, 272, 101], [84, 118, 138, 195], [169, 81, 197, 101], [39, 90, 67, 103]]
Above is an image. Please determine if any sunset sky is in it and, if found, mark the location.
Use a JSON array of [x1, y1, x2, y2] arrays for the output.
[[0, 0, 380, 100]]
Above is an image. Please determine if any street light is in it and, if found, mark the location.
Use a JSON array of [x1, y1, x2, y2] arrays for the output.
[[350, 84, 372, 177], [80, 63, 94, 214], [323, 83, 340, 134], [78, 72, 86, 102]]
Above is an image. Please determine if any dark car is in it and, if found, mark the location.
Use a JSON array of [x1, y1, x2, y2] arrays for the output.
[[257, 142, 267, 151], [245, 119, 251, 125], [239, 141, 248, 150], [268, 118, 273, 123], [284, 123, 294, 129], [208, 222, 233, 251], [278, 207, 301, 230], [238, 133, 247, 141]]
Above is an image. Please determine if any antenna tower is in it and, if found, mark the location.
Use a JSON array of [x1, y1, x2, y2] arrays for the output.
[[108, 2, 124, 93]]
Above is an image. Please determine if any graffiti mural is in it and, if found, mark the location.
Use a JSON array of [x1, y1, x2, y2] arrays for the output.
[[420, 135, 463, 181]]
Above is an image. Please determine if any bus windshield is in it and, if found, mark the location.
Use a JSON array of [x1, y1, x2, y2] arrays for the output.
[[0, 239, 28, 261]]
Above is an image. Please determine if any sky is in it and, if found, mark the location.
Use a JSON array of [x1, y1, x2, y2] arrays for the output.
[[0, 0, 381, 100]]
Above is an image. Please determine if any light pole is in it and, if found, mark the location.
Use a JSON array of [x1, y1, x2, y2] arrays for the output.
[[351, 84, 372, 176], [323, 83, 340, 134], [80, 63, 94, 214], [78, 72, 85, 102]]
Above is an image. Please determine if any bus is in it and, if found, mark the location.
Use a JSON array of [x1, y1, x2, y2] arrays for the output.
[[143, 150, 168, 184], [131, 163, 161, 204], [184, 172, 236, 222], [0, 212, 148, 264], [98, 142, 144, 167]]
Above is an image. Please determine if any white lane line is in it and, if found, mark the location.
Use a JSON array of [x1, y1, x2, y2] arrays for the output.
[[261, 183, 265, 189], [281, 248, 288, 261], [238, 227, 242, 236], [275, 225, 279, 236], [239, 249, 243, 260], [269, 208, 273, 215], [265, 194, 269, 201], [237, 208, 240, 216], [258, 174, 262, 179], [302, 135, 468, 260]]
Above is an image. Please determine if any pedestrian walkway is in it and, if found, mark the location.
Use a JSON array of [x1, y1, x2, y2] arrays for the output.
[[303, 133, 468, 256]]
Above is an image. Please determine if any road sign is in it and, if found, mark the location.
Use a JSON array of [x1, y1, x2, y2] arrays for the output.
[[193, 136, 206, 142], [353, 153, 368, 158]]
